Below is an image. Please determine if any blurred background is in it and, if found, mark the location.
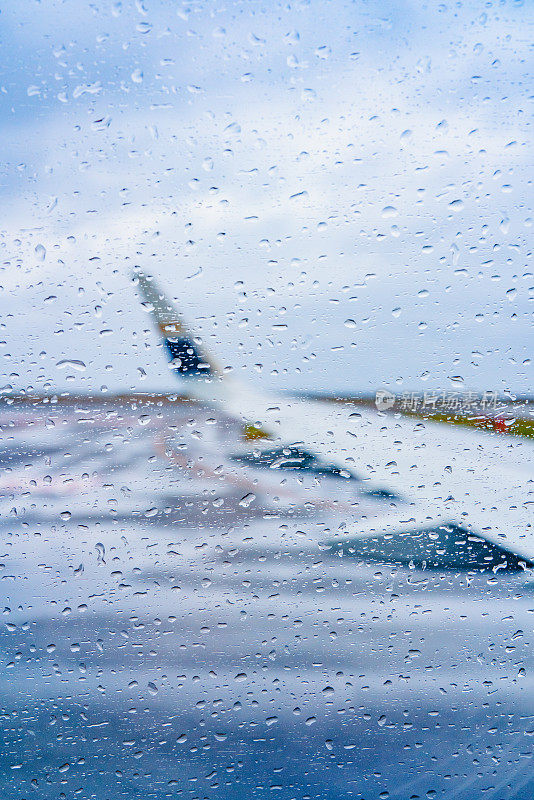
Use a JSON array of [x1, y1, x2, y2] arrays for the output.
[[1, 4, 534, 799], [0, 0, 532, 397]]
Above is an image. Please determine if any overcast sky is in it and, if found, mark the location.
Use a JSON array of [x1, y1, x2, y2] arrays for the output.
[[0, 0, 532, 396]]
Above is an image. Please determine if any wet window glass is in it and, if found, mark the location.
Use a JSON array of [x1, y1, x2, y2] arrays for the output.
[[1, 2, 533, 799]]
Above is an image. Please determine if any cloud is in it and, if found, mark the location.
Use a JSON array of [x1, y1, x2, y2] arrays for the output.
[[1, 0, 532, 394]]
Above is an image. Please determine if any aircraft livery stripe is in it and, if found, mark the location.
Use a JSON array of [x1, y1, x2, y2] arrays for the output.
[[163, 336, 213, 376]]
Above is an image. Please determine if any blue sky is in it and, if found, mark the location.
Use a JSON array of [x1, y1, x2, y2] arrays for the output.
[[0, 0, 532, 395]]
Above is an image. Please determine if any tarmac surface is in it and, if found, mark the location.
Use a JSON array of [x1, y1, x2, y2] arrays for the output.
[[0, 399, 533, 799]]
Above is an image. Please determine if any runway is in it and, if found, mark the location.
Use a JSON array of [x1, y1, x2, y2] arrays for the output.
[[0, 399, 532, 799]]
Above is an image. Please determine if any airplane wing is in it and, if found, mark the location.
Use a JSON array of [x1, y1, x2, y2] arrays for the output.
[[133, 270, 534, 572], [134, 270, 224, 381]]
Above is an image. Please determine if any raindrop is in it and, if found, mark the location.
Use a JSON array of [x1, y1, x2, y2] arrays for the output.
[[56, 359, 86, 371], [96, 542, 106, 565]]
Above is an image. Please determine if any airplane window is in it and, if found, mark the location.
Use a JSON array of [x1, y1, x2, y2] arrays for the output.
[[2, 2, 532, 799]]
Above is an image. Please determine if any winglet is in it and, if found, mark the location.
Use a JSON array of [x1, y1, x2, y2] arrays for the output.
[[133, 270, 221, 379]]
